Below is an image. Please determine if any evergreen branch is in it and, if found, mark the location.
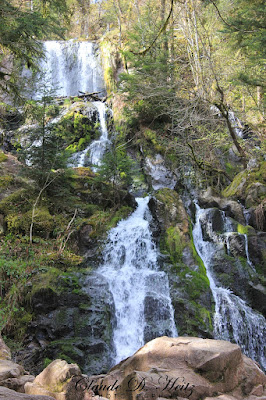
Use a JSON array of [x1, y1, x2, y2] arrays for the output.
[[208, 0, 257, 33]]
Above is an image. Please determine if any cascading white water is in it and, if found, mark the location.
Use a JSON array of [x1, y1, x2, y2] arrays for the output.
[[243, 233, 255, 271], [98, 197, 177, 364], [78, 102, 110, 169], [193, 205, 266, 370], [35, 41, 105, 98]]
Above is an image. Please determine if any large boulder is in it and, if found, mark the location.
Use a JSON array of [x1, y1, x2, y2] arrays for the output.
[[0, 360, 35, 393], [85, 337, 266, 400], [198, 187, 245, 224], [25, 359, 87, 400]]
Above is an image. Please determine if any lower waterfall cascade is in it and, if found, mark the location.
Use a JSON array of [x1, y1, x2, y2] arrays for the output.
[[193, 204, 266, 370], [98, 197, 177, 364]]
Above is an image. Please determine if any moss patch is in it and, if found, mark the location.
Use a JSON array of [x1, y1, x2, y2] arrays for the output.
[[0, 152, 8, 163], [222, 161, 266, 201]]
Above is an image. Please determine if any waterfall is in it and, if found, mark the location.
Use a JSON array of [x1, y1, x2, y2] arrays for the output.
[[77, 102, 110, 169], [33, 40, 110, 169], [34, 41, 105, 98], [243, 233, 255, 271], [193, 205, 266, 370], [98, 197, 177, 364]]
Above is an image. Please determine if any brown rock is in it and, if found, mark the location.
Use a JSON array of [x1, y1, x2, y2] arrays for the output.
[[25, 359, 91, 400], [0, 374, 35, 393], [0, 386, 54, 399], [0, 359, 34, 392], [0, 336, 11, 361], [90, 337, 266, 400]]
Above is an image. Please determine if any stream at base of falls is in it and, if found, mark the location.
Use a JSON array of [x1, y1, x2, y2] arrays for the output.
[[98, 197, 177, 364], [193, 204, 266, 370]]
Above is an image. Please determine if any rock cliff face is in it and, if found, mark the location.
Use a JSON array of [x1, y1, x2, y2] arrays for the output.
[[148, 188, 214, 339], [197, 187, 266, 317], [16, 271, 114, 376]]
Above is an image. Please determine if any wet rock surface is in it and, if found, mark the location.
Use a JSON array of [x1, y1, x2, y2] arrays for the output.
[[16, 272, 114, 376], [149, 188, 213, 338]]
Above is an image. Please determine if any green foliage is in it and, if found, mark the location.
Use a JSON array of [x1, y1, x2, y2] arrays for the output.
[[95, 143, 136, 189], [0, 152, 7, 162], [19, 89, 71, 190], [6, 207, 53, 236], [43, 358, 53, 368], [0, 175, 13, 188], [221, 0, 265, 87], [0, 0, 67, 100]]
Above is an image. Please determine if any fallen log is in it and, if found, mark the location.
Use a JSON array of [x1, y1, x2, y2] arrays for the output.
[[55, 91, 106, 103]]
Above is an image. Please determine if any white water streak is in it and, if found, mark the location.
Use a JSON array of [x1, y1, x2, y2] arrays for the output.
[[99, 197, 177, 364], [37, 41, 105, 98], [78, 102, 110, 169], [193, 205, 266, 370]]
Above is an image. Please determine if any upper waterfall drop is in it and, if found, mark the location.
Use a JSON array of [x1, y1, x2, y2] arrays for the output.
[[98, 197, 177, 364], [35, 41, 105, 98]]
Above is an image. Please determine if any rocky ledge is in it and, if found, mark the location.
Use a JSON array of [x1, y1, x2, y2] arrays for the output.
[[84, 337, 266, 400], [1, 336, 265, 400]]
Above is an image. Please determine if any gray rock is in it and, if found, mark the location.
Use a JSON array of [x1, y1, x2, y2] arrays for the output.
[[144, 154, 177, 191], [16, 272, 115, 375], [198, 187, 245, 224]]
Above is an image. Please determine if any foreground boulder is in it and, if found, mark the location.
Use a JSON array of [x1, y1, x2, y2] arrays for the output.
[[81, 337, 266, 400], [25, 359, 106, 400], [0, 360, 34, 393]]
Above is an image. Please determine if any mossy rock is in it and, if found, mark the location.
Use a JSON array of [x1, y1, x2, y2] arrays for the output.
[[237, 223, 256, 235], [86, 206, 133, 239], [172, 298, 213, 337], [6, 207, 54, 236], [0, 188, 30, 214], [151, 188, 189, 235], [162, 226, 185, 263], [222, 161, 266, 207]]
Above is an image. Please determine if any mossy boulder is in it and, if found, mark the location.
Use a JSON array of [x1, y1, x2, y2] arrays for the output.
[[6, 207, 54, 236], [54, 101, 108, 153], [149, 188, 189, 237], [222, 161, 266, 209]]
